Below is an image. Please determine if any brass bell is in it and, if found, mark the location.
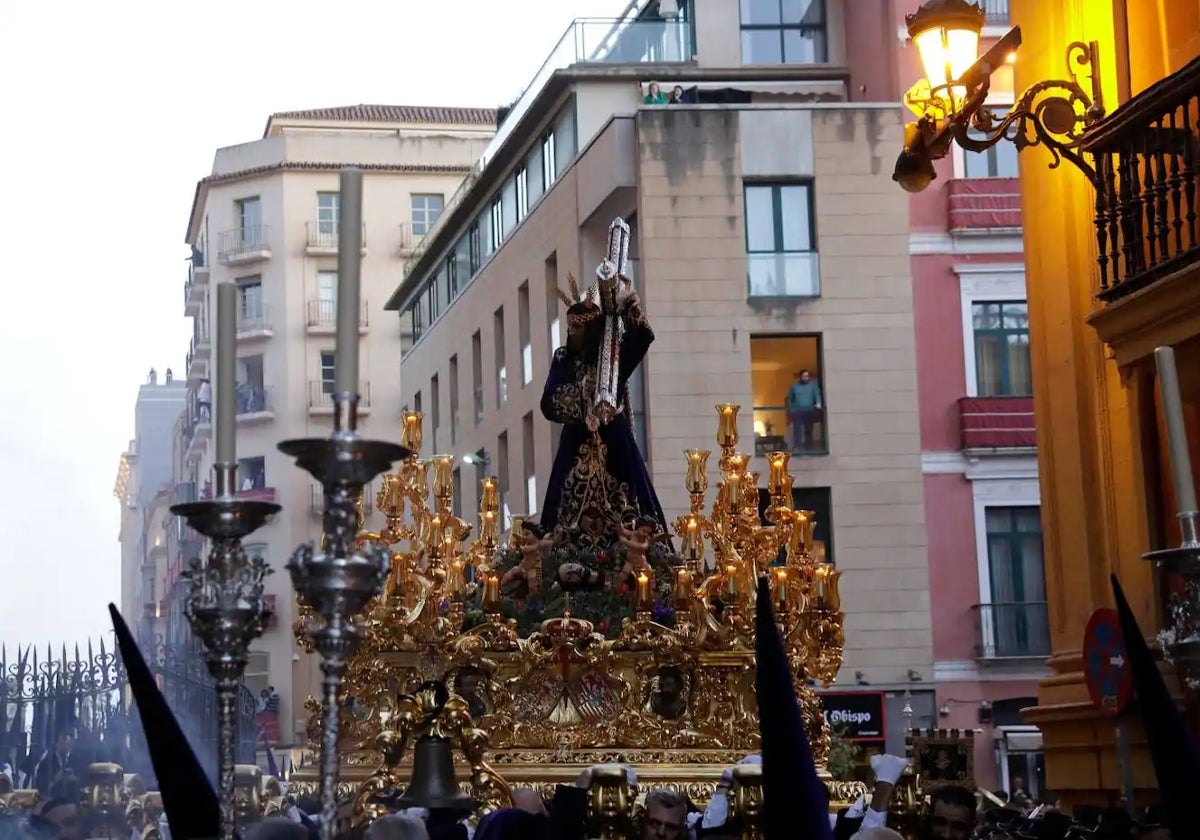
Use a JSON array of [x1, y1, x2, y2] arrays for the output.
[[395, 736, 475, 813]]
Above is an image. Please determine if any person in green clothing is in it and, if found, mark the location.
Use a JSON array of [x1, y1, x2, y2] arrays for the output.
[[644, 82, 668, 104], [785, 369, 823, 452]]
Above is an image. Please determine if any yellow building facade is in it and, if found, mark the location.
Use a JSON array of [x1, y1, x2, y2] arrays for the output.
[[1010, 0, 1200, 805]]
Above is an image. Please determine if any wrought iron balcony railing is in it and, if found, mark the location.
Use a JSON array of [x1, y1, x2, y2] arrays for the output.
[[217, 225, 272, 262], [305, 221, 367, 252], [973, 601, 1051, 659], [308, 380, 372, 409], [1082, 55, 1200, 302], [306, 299, 369, 329], [235, 384, 272, 417], [983, 0, 1009, 25]]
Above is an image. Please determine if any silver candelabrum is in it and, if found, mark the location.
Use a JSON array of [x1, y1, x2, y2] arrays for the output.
[[1144, 511, 1200, 689], [279, 393, 410, 838], [171, 462, 281, 840]]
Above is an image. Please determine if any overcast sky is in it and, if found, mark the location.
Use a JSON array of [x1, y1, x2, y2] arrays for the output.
[[0, 0, 630, 652]]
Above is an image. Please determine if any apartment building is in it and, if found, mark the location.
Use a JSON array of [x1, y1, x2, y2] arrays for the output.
[[385, 0, 936, 757], [896, 1, 1050, 792], [114, 369, 187, 643], [170, 105, 494, 747]]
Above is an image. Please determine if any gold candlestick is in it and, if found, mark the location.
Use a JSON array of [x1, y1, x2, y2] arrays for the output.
[[672, 566, 695, 607], [774, 568, 789, 612], [684, 449, 710, 496], [815, 563, 841, 611], [766, 451, 790, 497], [725, 565, 739, 598], [431, 455, 455, 499], [716, 403, 740, 449], [401, 411, 424, 454], [480, 476, 499, 513], [448, 559, 465, 599]]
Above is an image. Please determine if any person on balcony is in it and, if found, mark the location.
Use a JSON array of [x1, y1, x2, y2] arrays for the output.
[[197, 378, 212, 422]]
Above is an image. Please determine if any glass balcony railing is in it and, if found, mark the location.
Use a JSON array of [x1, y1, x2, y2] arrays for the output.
[[747, 253, 821, 298], [410, 16, 695, 271]]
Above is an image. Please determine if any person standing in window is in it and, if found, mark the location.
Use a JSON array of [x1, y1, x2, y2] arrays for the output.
[[197, 378, 212, 422], [785, 369, 823, 452]]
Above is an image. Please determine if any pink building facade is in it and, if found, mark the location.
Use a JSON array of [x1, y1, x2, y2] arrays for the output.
[[896, 1, 1049, 796]]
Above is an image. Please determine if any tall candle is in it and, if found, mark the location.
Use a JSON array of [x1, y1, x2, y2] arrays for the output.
[[725, 565, 739, 598], [215, 283, 238, 465], [1155, 346, 1198, 514], [483, 574, 501, 611], [335, 167, 364, 395], [635, 573, 652, 612]]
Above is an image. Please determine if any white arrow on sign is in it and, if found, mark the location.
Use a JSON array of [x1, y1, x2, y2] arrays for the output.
[[1111, 655, 1126, 668]]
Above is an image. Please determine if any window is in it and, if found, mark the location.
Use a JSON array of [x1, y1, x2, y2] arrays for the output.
[[315, 271, 337, 325], [431, 374, 441, 452], [545, 253, 562, 356], [497, 431, 510, 526], [964, 108, 1019, 178], [237, 456, 267, 491], [235, 355, 266, 414], [236, 197, 262, 239], [317, 192, 340, 236], [452, 467, 463, 519], [740, 0, 827, 64], [553, 104, 577, 177], [449, 356, 459, 447], [744, 183, 819, 297], [749, 334, 826, 455], [518, 282, 532, 386], [320, 351, 336, 395], [984, 506, 1049, 658], [472, 330, 484, 424], [542, 132, 558, 189], [452, 236, 471, 296], [756, 486, 834, 565], [972, 301, 1031, 396], [501, 179, 517, 236], [523, 411, 537, 516], [237, 277, 264, 325], [468, 223, 482, 274], [494, 307, 507, 408], [516, 167, 529, 220], [411, 194, 445, 237], [488, 199, 504, 252]]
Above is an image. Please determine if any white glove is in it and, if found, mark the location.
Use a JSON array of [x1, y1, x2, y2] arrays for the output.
[[871, 753, 909, 786]]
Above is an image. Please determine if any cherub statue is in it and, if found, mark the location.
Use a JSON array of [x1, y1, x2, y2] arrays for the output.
[[616, 516, 659, 595], [500, 521, 552, 604]]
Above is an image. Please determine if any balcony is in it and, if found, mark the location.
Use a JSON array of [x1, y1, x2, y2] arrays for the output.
[[235, 384, 274, 426], [306, 300, 369, 335], [982, 0, 1009, 25], [1082, 56, 1200, 365], [396, 223, 415, 256], [237, 306, 273, 340], [310, 483, 374, 517], [958, 396, 1036, 454], [184, 414, 210, 463], [217, 225, 272, 265], [751, 405, 827, 456], [184, 258, 209, 318], [304, 222, 368, 257], [974, 602, 1050, 660], [946, 178, 1021, 235], [186, 337, 209, 382], [308, 381, 372, 416]]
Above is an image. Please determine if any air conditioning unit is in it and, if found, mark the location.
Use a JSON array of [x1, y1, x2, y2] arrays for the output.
[[658, 0, 680, 18]]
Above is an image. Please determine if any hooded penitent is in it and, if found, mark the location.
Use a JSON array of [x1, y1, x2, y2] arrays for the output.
[[1110, 574, 1200, 839], [108, 604, 220, 840], [755, 577, 833, 840]]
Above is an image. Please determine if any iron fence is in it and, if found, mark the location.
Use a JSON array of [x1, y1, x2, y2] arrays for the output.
[[0, 634, 257, 791]]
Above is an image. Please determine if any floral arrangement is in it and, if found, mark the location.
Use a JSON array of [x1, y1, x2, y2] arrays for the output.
[[463, 534, 679, 639]]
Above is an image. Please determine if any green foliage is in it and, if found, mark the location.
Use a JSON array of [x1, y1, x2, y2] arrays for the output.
[[464, 537, 680, 639], [825, 723, 864, 781]]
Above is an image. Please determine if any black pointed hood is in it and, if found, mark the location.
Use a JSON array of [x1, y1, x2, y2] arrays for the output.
[[755, 577, 833, 840], [109, 604, 220, 840], [1110, 575, 1200, 839]]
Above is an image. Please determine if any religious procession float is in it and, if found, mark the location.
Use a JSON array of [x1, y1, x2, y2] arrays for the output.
[[277, 217, 859, 823]]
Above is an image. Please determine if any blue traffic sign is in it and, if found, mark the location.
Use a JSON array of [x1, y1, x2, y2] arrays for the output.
[[1083, 608, 1134, 716]]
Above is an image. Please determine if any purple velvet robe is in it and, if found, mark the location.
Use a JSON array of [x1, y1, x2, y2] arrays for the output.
[[537, 315, 667, 541]]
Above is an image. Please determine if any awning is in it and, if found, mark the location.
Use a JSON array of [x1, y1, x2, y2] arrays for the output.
[[996, 726, 1043, 752]]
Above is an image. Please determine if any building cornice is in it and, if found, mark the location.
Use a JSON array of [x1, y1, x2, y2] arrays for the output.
[[184, 161, 474, 245], [384, 62, 855, 311]]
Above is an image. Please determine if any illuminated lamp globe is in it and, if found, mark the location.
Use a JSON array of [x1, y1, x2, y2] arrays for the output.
[[906, 0, 986, 111]]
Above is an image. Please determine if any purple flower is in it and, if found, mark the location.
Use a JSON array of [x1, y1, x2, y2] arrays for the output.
[[437, 598, 450, 615], [526, 599, 542, 614], [651, 601, 675, 623]]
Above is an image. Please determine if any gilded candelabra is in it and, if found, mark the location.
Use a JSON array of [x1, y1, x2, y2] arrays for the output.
[[278, 393, 410, 838], [170, 461, 279, 840], [290, 402, 854, 813]]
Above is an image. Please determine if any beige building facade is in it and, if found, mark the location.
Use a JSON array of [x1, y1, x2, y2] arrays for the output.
[[173, 106, 493, 747], [387, 1, 933, 749]]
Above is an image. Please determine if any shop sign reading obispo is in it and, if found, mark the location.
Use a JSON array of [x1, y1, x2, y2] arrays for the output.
[[818, 691, 887, 743]]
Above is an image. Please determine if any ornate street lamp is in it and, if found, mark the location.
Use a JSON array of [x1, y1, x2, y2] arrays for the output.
[[894, 0, 1105, 193]]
